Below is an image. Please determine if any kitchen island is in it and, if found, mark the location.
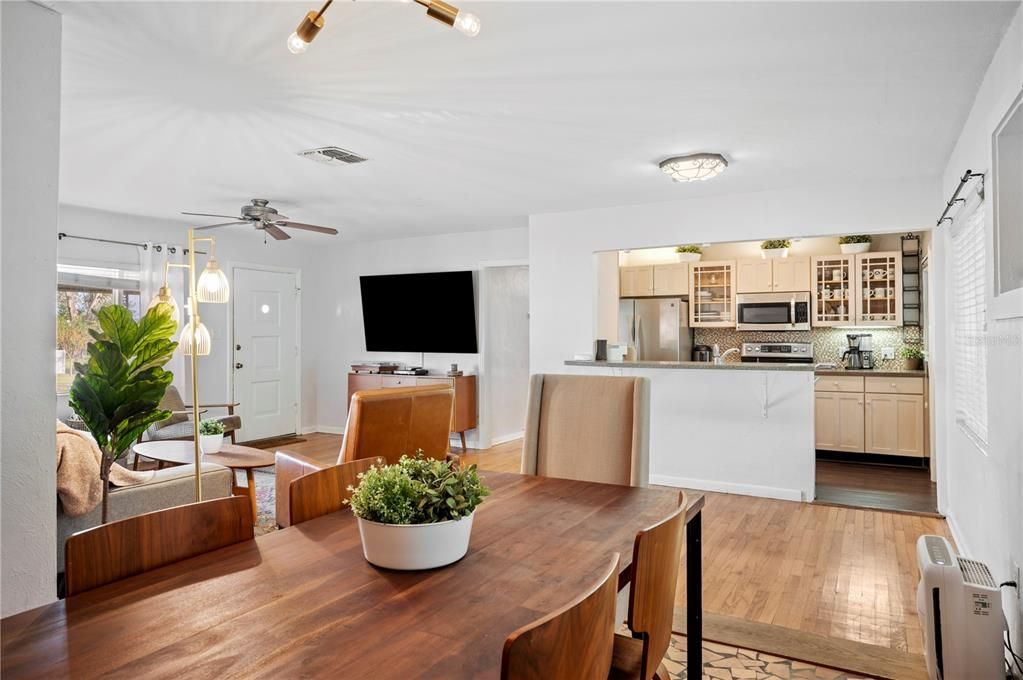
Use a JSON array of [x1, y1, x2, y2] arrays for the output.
[[564, 360, 816, 501]]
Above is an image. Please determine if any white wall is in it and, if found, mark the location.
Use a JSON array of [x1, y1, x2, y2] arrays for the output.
[[480, 265, 530, 446], [932, 5, 1023, 653], [1, 0, 62, 616]]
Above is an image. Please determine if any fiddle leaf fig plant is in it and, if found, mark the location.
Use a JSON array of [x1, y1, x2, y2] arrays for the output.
[[69, 303, 178, 523]]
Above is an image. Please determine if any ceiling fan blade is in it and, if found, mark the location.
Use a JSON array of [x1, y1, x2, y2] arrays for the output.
[[194, 221, 248, 230], [182, 212, 244, 220], [263, 224, 291, 240], [276, 221, 339, 236]]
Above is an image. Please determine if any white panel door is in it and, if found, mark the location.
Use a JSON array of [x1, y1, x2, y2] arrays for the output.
[[233, 268, 299, 442]]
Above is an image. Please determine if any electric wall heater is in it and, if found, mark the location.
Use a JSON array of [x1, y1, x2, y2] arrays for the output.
[[916, 535, 1004, 679]]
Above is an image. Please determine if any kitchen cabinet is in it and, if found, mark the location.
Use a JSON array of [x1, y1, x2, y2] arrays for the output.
[[865, 393, 924, 457], [736, 260, 773, 293], [854, 252, 902, 326], [736, 257, 811, 293], [689, 261, 735, 327], [653, 263, 689, 296], [620, 266, 654, 297], [812, 255, 855, 326], [814, 391, 865, 453]]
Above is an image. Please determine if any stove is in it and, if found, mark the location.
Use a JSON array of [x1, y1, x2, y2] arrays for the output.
[[740, 341, 814, 363]]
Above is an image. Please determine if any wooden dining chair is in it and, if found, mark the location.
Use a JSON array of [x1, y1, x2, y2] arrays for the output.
[[610, 492, 688, 680], [288, 456, 386, 526], [501, 553, 620, 680], [64, 495, 253, 597]]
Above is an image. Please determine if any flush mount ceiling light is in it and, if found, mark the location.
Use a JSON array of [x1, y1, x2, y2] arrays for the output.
[[659, 153, 728, 183], [288, 0, 480, 54]]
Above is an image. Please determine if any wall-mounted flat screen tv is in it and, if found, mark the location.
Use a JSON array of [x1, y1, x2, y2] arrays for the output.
[[360, 270, 478, 354]]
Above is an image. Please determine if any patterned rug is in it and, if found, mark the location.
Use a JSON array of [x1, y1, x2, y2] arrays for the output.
[[240, 467, 278, 535], [664, 636, 876, 680]]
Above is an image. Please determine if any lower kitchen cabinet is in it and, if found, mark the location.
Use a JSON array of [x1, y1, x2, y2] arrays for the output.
[[865, 393, 925, 457], [814, 392, 865, 453], [815, 374, 927, 458]]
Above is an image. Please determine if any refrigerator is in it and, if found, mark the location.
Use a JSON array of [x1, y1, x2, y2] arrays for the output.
[[618, 298, 693, 361]]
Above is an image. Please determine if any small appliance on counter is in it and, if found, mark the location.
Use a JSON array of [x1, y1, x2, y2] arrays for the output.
[[739, 341, 814, 363], [692, 345, 713, 362], [842, 333, 873, 370]]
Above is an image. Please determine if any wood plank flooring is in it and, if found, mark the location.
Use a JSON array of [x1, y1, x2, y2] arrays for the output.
[[815, 459, 938, 515], [281, 433, 948, 658]]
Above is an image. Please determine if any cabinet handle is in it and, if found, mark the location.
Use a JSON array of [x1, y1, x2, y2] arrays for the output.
[[858, 400, 863, 405], [890, 382, 896, 388]]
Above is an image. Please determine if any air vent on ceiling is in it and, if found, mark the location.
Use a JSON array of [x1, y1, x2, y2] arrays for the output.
[[297, 146, 369, 166]]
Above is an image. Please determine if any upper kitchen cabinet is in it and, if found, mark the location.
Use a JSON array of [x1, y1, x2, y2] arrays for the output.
[[736, 257, 811, 293], [653, 263, 689, 296], [812, 255, 855, 326], [855, 252, 902, 326], [619, 265, 654, 297], [690, 261, 736, 327]]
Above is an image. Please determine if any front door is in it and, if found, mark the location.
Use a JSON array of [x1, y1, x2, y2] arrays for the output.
[[232, 267, 299, 442]]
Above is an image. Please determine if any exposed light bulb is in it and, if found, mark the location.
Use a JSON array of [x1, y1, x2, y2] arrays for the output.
[[453, 11, 480, 37], [287, 31, 309, 54]]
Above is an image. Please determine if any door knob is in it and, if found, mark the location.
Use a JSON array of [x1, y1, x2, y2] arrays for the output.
[[235, 362, 244, 369]]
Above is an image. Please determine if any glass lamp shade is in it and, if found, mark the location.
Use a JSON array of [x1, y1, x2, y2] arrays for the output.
[[147, 287, 180, 324], [659, 153, 728, 182], [196, 258, 230, 303], [179, 319, 211, 356]]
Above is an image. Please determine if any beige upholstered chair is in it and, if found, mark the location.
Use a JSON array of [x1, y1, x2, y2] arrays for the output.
[[135, 386, 241, 469], [520, 374, 650, 487]]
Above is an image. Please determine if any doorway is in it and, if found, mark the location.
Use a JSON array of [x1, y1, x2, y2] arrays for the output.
[[232, 266, 300, 442], [480, 264, 530, 449]]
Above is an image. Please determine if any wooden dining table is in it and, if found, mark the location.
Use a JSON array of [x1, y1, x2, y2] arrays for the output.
[[2, 472, 705, 679]]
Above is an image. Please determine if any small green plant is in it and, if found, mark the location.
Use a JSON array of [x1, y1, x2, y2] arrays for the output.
[[674, 245, 702, 254], [901, 346, 925, 360], [199, 419, 225, 436], [761, 239, 791, 250], [346, 452, 490, 524], [839, 235, 872, 244]]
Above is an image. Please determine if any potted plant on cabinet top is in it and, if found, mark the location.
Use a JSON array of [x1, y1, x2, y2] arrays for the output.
[[839, 234, 872, 254], [760, 239, 791, 259], [901, 346, 925, 371], [674, 245, 703, 263], [346, 453, 490, 570], [199, 419, 225, 454]]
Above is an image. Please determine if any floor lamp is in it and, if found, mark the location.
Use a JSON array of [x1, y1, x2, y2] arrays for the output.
[[147, 228, 229, 501]]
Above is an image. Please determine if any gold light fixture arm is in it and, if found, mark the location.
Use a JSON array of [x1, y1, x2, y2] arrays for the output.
[[289, 0, 476, 51], [415, 0, 459, 27], [187, 228, 202, 503]]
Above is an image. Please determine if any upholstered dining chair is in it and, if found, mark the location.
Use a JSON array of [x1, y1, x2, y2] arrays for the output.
[[133, 385, 241, 469], [520, 374, 650, 487], [287, 456, 386, 527], [501, 553, 620, 680], [275, 384, 454, 527], [64, 496, 254, 596], [610, 492, 688, 680]]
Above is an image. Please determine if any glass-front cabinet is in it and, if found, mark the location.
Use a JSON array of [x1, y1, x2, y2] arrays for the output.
[[812, 255, 854, 326], [689, 260, 735, 327], [855, 252, 902, 326]]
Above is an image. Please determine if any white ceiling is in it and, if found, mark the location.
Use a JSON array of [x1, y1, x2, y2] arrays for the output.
[[57, 1, 1018, 241]]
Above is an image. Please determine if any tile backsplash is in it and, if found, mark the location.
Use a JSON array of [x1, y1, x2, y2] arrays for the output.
[[693, 327, 922, 370]]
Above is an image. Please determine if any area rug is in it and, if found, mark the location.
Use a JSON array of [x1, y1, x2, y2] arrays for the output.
[[664, 636, 876, 680], [241, 467, 278, 535]]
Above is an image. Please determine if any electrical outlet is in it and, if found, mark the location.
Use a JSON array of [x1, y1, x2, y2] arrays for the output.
[[881, 347, 895, 360]]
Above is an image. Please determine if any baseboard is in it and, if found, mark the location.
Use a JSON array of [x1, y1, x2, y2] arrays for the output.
[[943, 506, 967, 554], [303, 425, 344, 435], [488, 431, 523, 447], [649, 474, 805, 502]]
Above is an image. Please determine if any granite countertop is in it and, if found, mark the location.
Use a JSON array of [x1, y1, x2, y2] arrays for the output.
[[564, 360, 815, 372], [814, 367, 928, 378]]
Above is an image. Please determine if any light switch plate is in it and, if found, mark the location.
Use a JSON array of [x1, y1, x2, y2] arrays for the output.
[[881, 347, 895, 360]]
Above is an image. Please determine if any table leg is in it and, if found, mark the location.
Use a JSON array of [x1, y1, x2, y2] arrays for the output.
[[246, 469, 258, 524], [459, 431, 467, 452], [687, 510, 703, 676]]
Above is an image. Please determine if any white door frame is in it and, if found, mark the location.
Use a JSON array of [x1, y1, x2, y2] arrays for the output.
[[477, 259, 529, 450], [228, 262, 303, 439]]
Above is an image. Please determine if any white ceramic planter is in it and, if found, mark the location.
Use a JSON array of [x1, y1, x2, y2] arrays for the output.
[[675, 252, 701, 263], [762, 247, 789, 259], [199, 433, 224, 454], [357, 512, 475, 570], [840, 242, 871, 254]]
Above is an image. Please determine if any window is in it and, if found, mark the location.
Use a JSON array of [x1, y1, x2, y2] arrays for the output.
[[56, 264, 140, 394], [950, 204, 988, 446]]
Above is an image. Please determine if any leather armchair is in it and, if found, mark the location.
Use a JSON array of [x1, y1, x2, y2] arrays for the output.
[[275, 384, 454, 527]]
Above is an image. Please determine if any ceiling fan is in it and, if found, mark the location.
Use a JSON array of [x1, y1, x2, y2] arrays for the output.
[[182, 199, 338, 241]]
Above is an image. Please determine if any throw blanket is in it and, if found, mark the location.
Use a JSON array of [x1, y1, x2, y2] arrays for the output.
[[56, 420, 153, 517]]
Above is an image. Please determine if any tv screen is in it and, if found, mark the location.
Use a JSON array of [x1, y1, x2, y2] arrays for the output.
[[360, 270, 478, 354]]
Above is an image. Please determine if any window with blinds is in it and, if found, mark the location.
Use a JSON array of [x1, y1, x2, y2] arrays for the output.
[[950, 203, 988, 446]]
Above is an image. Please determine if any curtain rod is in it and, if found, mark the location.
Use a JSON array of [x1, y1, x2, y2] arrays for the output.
[[57, 232, 205, 255], [936, 169, 985, 227]]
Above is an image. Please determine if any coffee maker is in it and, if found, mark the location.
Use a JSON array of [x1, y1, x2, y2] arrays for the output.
[[842, 333, 873, 370]]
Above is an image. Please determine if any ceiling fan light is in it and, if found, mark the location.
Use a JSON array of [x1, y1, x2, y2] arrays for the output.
[[179, 318, 211, 357], [196, 258, 230, 303], [659, 153, 728, 183], [288, 10, 324, 54], [147, 287, 180, 324]]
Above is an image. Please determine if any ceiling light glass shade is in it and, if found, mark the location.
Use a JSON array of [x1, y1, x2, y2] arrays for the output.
[[146, 287, 180, 324], [196, 258, 230, 303], [453, 11, 481, 36], [179, 319, 211, 357], [659, 153, 728, 183], [287, 32, 309, 54]]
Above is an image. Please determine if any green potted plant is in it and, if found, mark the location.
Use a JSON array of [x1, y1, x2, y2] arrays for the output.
[[901, 346, 925, 371], [760, 239, 791, 259], [199, 419, 225, 454], [346, 453, 490, 570], [839, 234, 872, 254], [69, 304, 178, 523], [674, 244, 703, 263]]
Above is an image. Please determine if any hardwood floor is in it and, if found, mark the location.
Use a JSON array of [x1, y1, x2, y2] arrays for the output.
[[281, 433, 949, 658], [815, 458, 938, 515]]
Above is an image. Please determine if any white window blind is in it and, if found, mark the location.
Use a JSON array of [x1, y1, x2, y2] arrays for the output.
[[950, 203, 988, 446]]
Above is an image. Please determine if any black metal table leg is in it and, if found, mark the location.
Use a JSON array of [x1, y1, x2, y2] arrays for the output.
[[687, 510, 703, 677]]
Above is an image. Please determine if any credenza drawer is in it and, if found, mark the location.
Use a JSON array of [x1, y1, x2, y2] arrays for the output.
[[864, 376, 924, 395], [815, 376, 864, 393], [416, 377, 455, 387], [381, 376, 417, 388]]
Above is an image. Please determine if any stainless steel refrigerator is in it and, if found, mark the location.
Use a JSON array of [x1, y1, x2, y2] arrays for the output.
[[618, 298, 693, 361]]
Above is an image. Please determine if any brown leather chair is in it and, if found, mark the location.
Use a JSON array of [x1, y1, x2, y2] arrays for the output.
[[275, 384, 454, 527]]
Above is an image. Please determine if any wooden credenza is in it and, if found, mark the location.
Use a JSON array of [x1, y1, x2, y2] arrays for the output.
[[346, 373, 478, 450]]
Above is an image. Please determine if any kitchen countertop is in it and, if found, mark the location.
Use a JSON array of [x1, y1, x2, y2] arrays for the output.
[[564, 360, 815, 372], [814, 367, 928, 377]]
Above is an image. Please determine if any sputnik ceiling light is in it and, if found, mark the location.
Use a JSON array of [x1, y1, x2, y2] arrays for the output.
[[659, 153, 729, 183], [288, 0, 480, 53]]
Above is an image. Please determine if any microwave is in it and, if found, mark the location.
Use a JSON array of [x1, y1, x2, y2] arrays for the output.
[[735, 291, 811, 331]]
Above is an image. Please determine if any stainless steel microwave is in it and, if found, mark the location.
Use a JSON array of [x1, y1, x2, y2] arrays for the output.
[[735, 291, 811, 331]]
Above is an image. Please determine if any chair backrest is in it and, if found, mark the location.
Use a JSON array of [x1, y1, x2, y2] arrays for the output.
[[289, 456, 386, 526], [338, 385, 454, 465], [64, 496, 253, 596], [502, 553, 620, 680], [628, 491, 688, 680], [520, 374, 649, 486], [152, 385, 188, 430]]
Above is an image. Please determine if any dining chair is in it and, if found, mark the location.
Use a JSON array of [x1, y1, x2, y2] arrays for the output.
[[275, 384, 454, 527], [610, 492, 688, 680], [287, 456, 386, 526], [520, 374, 650, 486], [501, 553, 620, 680], [64, 495, 254, 596]]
